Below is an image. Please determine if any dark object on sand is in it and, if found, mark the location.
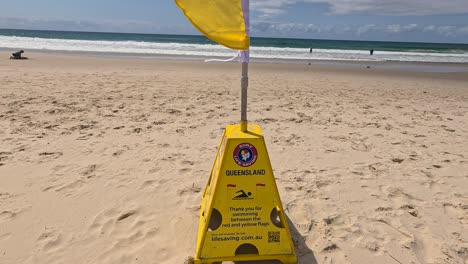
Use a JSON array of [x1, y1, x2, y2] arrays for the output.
[[10, 50, 28, 60], [370, 49, 374, 55]]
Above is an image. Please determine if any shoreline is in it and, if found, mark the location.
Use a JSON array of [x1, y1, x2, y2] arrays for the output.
[[2, 48, 468, 74]]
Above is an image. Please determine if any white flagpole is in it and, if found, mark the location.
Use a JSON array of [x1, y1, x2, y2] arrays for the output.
[[241, 62, 248, 131], [240, 0, 250, 132]]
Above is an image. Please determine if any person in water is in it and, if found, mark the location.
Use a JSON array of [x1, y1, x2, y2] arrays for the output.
[[370, 49, 374, 55]]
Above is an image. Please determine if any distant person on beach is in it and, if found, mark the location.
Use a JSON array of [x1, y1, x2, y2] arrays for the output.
[[10, 50, 28, 60], [370, 49, 374, 55], [309, 48, 313, 53]]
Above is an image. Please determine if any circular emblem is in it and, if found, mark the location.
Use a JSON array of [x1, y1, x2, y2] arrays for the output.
[[233, 143, 258, 167]]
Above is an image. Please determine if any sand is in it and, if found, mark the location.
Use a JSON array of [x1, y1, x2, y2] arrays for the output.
[[0, 52, 467, 264]]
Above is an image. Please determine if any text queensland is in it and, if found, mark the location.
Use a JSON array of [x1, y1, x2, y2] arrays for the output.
[[226, 169, 266, 176]]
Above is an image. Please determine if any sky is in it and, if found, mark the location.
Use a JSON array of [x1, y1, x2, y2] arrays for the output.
[[1, 0, 468, 43]]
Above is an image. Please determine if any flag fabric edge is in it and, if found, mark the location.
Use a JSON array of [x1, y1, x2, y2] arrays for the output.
[[174, 0, 250, 51]]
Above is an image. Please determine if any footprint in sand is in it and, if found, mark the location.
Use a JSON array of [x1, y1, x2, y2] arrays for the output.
[[112, 145, 130, 157], [179, 167, 191, 174], [315, 174, 336, 189], [319, 241, 351, 264], [37, 230, 64, 252], [0, 210, 17, 222], [177, 183, 202, 196], [89, 209, 119, 235], [0, 151, 13, 165], [285, 199, 317, 234], [178, 160, 194, 174], [391, 158, 405, 164], [132, 127, 143, 134], [0, 192, 15, 201], [385, 186, 423, 202], [82, 164, 98, 178], [55, 179, 86, 196], [180, 160, 195, 166], [157, 143, 170, 149], [89, 207, 159, 262], [148, 166, 161, 174], [351, 141, 373, 152], [38, 151, 63, 161], [140, 179, 169, 191], [76, 133, 93, 140], [116, 210, 138, 222], [161, 152, 185, 162], [276, 134, 304, 146], [368, 162, 389, 178], [443, 203, 466, 222], [0, 233, 12, 242], [51, 164, 99, 196], [399, 204, 419, 218]]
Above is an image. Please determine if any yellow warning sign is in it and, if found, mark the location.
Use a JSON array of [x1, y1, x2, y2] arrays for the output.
[[192, 124, 297, 264]]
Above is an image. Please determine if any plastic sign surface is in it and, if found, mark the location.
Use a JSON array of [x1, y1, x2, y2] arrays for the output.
[[193, 124, 297, 264]]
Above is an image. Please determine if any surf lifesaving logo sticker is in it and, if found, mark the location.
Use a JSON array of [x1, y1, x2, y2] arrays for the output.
[[233, 143, 258, 167]]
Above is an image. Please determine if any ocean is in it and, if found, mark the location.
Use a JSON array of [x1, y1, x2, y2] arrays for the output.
[[1, 28, 468, 64]]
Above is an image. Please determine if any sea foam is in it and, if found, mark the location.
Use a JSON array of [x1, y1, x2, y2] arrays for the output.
[[1, 36, 468, 63]]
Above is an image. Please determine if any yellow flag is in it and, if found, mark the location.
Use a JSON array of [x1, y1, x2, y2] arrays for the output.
[[175, 0, 250, 50]]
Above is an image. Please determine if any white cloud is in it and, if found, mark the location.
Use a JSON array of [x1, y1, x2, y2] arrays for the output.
[[386, 24, 402, 33], [459, 26, 468, 35], [403, 24, 419, 31], [423, 25, 436, 32], [251, 0, 293, 17], [251, 21, 468, 41], [436, 26, 456, 37], [305, 24, 322, 33], [251, 22, 337, 35], [357, 24, 376, 35], [386, 24, 419, 34], [252, 0, 468, 16], [0, 17, 196, 34]]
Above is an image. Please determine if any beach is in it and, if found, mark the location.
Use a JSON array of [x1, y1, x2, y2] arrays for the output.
[[0, 52, 467, 264]]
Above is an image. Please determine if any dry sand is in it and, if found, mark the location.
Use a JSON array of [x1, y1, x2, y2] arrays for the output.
[[0, 52, 467, 264]]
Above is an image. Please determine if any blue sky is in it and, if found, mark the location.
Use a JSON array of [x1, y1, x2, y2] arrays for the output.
[[1, 0, 468, 43]]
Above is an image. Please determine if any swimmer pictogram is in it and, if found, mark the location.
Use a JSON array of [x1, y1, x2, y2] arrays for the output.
[[232, 190, 253, 200]]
